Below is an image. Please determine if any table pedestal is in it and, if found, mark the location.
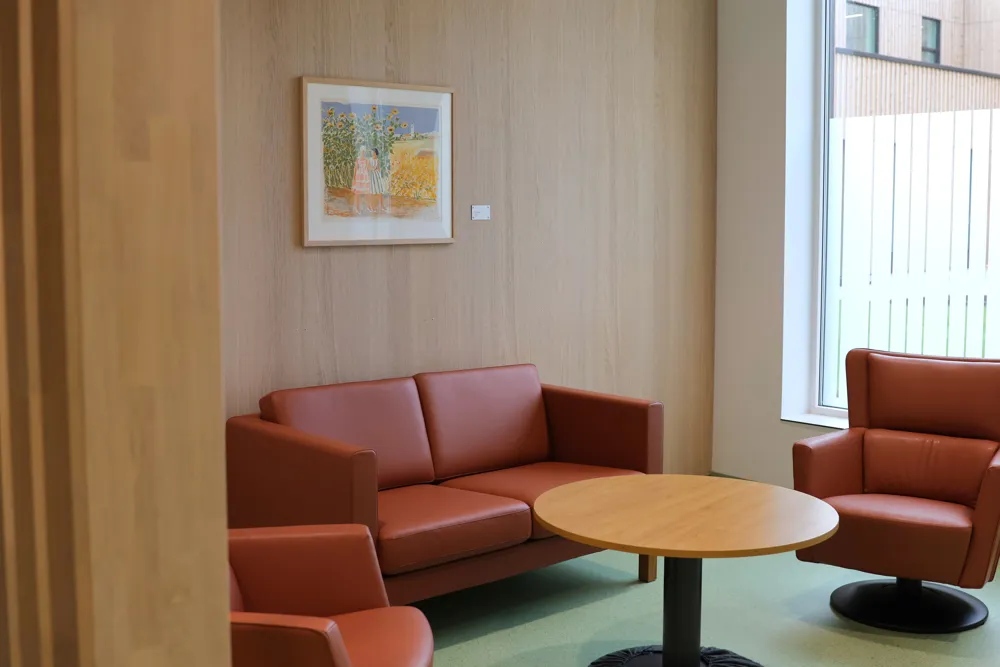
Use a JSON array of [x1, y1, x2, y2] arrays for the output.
[[589, 558, 763, 667]]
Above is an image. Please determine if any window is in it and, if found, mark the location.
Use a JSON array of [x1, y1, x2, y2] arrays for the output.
[[817, 1, 1000, 412], [845, 2, 878, 54], [922, 17, 941, 64]]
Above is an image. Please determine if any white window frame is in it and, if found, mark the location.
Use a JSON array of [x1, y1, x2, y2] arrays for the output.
[[780, 0, 849, 430]]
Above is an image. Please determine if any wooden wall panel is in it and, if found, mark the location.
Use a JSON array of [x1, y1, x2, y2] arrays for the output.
[[0, 0, 230, 665], [221, 0, 717, 473], [835, 51, 1000, 116]]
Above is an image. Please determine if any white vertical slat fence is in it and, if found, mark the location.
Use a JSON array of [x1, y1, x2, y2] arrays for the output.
[[822, 109, 1000, 408]]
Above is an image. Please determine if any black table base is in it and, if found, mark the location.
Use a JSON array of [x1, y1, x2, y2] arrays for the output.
[[589, 646, 763, 666], [589, 558, 763, 667]]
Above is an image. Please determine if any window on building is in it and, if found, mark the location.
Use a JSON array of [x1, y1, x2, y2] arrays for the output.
[[845, 2, 879, 54], [818, 1, 999, 411], [922, 17, 941, 64]]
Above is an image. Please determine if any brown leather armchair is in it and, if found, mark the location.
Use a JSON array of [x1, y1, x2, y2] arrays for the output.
[[229, 524, 433, 667], [794, 349, 1000, 633]]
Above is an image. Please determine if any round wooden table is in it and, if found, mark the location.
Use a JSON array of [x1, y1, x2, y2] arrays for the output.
[[533, 474, 839, 667]]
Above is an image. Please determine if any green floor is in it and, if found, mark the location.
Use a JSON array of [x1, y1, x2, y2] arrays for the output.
[[416, 550, 1000, 667]]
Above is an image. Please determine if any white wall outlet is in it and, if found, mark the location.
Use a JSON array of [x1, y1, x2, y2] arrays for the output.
[[471, 205, 491, 221]]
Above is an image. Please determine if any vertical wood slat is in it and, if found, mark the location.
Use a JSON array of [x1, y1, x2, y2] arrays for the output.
[[923, 111, 955, 355], [946, 112, 973, 354], [1, 0, 50, 663], [869, 115, 896, 351], [987, 109, 1000, 357], [906, 113, 931, 354], [888, 114, 913, 351], [840, 116, 875, 394], [822, 118, 846, 404], [0, 0, 231, 665]]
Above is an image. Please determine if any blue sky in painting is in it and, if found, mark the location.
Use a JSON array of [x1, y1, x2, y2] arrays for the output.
[[320, 102, 441, 134]]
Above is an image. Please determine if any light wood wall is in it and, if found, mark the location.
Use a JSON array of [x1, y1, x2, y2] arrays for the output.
[[0, 0, 230, 665], [965, 0, 1000, 74], [835, 51, 1000, 115], [221, 0, 717, 474]]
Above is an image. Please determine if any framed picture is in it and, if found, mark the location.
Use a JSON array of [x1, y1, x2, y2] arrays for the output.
[[301, 77, 454, 246]]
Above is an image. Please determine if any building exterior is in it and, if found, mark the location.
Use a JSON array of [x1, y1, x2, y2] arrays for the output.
[[835, 0, 1000, 73], [834, 0, 1000, 115]]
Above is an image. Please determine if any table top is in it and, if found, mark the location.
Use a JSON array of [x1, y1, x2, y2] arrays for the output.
[[533, 474, 839, 559]]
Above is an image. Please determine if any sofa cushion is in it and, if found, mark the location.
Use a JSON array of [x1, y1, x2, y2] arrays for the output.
[[798, 494, 973, 584], [414, 365, 549, 479], [260, 378, 435, 490], [332, 606, 433, 667], [376, 485, 531, 575], [864, 429, 998, 508], [441, 461, 642, 538]]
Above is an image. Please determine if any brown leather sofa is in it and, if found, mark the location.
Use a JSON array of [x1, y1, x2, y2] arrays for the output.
[[794, 349, 1000, 633], [229, 524, 433, 667], [227, 364, 663, 604]]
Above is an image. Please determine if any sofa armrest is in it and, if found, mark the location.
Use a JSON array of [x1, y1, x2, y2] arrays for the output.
[[231, 612, 352, 667], [793, 428, 865, 499], [226, 415, 378, 537], [542, 385, 663, 473], [230, 525, 389, 618], [960, 450, 1000, 588]]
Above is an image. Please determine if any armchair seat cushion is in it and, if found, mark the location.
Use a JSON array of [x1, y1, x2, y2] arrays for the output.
[[332, 606, 433, 667], [799, 494, 974, 584], [441, 461, 642, 538], [376, 485, 531, 575]]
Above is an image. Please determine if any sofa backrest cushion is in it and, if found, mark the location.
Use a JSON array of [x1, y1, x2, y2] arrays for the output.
[[414, 365, 549, 479], [863, 428, 998, 508], [260, 378, 435, 490]]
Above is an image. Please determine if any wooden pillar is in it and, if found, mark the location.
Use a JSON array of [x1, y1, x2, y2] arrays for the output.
[[0, 0, 230, 665]]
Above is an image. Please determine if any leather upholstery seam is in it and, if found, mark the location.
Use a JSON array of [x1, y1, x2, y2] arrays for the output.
[[378, 506, 532, 541], [379, 536, 530, 573]]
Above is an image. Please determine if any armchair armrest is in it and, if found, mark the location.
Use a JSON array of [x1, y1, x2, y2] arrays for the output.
[[542, 385, 663, 473], [229, 525, 389, 618], [226, 415, 378, 537], [231, 612, 352, 667], [960, 450, 1000, 588], [793, 428, 865, 499]]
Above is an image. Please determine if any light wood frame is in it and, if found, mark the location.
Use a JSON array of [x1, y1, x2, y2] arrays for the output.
[[300, 76, 455, 246]]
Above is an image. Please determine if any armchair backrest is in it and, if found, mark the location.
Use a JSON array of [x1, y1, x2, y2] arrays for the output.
[[846, 349, 1000, 441], [847, 349, 1000, 507]]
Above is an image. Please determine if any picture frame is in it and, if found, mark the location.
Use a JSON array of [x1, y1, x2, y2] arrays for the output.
[[301, 77, 455, 246]]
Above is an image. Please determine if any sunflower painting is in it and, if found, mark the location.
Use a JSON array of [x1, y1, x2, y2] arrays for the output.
[[303, 78, 453, 246]]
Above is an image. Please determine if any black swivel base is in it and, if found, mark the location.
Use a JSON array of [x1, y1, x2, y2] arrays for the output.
[[831, 578, 989, 634]]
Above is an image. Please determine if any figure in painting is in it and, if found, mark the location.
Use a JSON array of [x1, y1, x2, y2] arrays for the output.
[[351, 146, 371, 214], [369, 148, 390, 214], [321, 102, 440, 220]]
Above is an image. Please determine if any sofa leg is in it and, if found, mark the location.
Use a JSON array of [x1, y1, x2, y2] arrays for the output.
[[639, 554, 657, 582]]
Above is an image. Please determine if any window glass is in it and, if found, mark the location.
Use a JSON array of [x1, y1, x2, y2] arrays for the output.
[[846, 2, 878, 54], [820, 1, 1000, 409], [922, 18, 941, 64]]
